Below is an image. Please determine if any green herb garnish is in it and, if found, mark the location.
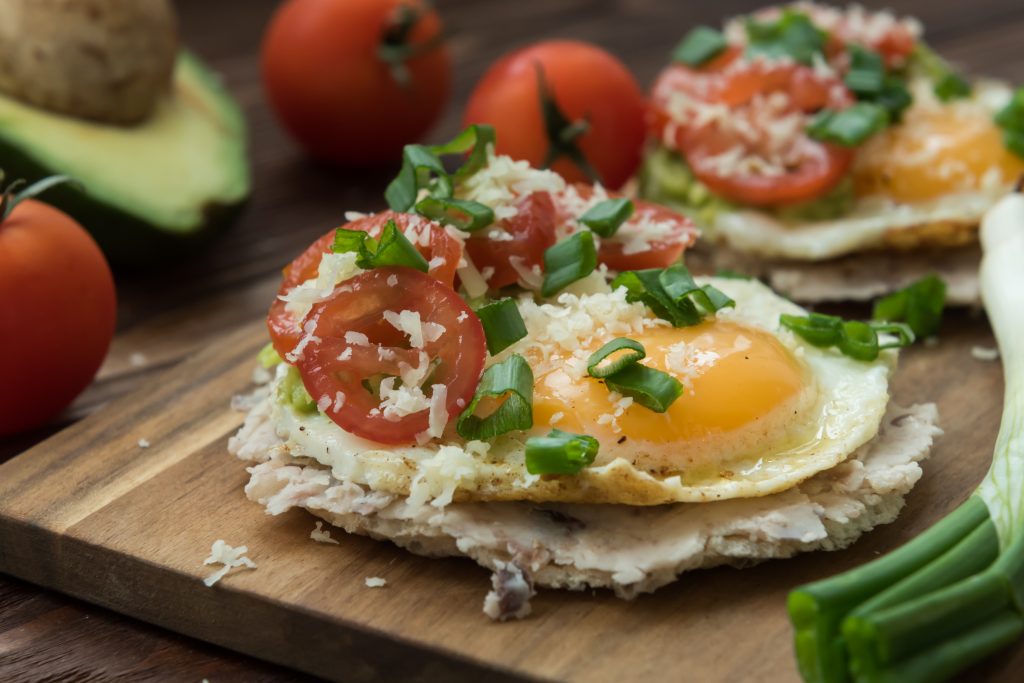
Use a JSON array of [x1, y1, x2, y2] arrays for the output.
[[611, 265, 734, 328], [579, 198, 634, 237], [586, 337, 646, 378], [332, 220, 429, 272], [873, 274, 947, 339], [807, 103, 890, 147], [476, 298, 528, 355], [456, 354, 533, 440], [745, 10, 826, 66], [603, 363, 684, 413], [995, 88, 1024, 158], [414, 196, 494, 232], [780, 312, 915, 361], [525, 429, 599, 475], [672, 26, 728, 67], [541, 231, 598, 297]]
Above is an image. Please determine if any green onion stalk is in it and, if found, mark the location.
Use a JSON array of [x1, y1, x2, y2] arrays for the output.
[[788, 187, 1024, 682]]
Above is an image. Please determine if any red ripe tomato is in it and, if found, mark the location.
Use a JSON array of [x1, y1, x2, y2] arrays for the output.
[[558, 184, 698, 271], [296, 267, 486, 444], [261, 0, 452, 165], [0, 199, 116, 436], [464, 192, 558, 290], [463, 41, 646, 190], [651, 59, 854, 206], [267, 212, 462, 357]]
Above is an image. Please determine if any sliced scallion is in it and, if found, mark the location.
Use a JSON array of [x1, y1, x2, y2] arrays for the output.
[[935, 73, 972, 102], [780, 312, 915, 361], [456, 354, 533, 440], [837, 320, 880, 362], [579, 198, 634, 237], [745, 9, 825, 66], [332, 220, 429, 272], [611, 266, 732, 328], [525, 429, 599, 475], [995, 88, 1024, 158], [429, 123, 496, 180], [603, 364, 683, 413], [541, 231, 597, 297], [384, 145, 451, 212], [414, 196, 494, 231], [476, 298, 528, 356], [672, 26, 728, 67], [586, 338, 646, 378], [845, 45, 886, 96], [872, 274, 947, 339], [807, 103, 889, 147]]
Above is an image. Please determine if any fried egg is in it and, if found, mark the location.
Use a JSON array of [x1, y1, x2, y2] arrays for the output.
[[708, 79, 1023, 261], [268, 276, 895, 506]]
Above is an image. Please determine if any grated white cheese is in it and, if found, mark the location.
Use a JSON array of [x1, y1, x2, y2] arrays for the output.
[[417, 384, 449, 444], [509, 256, 543, 291], [310, 521, 340, 545], [129, 352, 148, 368], [344, 210, 367, 222], [337, 347, 353, 361], [378, 378, 432, 420], [280, 252, 362, 323], [457, 148, 566, 219], [971, 345, 1000, 361], [345, 331, 369, 346], [384, 310, 445, 349], [549, 411, 565, 426], [387, 274, 398, 287], [365, 576, 388, 588], [137, 438, 151, 449], [285, 318, 322, 363], [202, 540, 257, 587]]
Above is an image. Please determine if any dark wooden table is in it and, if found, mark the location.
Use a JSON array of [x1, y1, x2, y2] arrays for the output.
[[3, 0, 1024, 680]]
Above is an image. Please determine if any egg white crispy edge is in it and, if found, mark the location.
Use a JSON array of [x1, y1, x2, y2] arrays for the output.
[[265, 277, 896, 506]]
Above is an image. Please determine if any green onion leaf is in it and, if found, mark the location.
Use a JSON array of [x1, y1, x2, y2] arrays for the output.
[[745, 9, 826, 66], [525, 429, 599, 475], [714, 268, 753, 280], [837, 320, 881, 361], [845, 45, 886, 96], [995, 87, 1024, 158], [385, 145, 451, 212], [660, 264, 735, 317], [414, 196, 494, 232], [257, 342, 282, 369], [807, 103, 890, 147], [672, 26, 728, 67], [428, 123, 497, 180], [587, 338, 646, 378], [611, 267, 732, 328], [780, 312, 843, 347], [935, 72, 972, 102], [476, 298, 528, 356], [872, 321, 917, 350], [603, 363, 683, 413], [579, 198, 634, 237], [541, 231, 598, 297], [612, 268, 689, 325], [872, 274, 947, 339], [332, 220, 429, 272], [874, 76, 913, 122], [456, 354, 533, 441]]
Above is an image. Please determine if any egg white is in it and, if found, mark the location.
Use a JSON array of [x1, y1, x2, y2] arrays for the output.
[[268, 277, 895, 506]]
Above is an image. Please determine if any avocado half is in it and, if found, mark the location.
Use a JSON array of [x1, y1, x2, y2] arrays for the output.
[[0, 51, 250, 264]]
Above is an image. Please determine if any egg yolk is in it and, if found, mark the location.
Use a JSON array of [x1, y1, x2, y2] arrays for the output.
[[531, 321, 808, 455], [853, 105, 1024, 202]]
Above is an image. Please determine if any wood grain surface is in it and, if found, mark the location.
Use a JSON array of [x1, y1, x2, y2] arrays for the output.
[[2, 0, 1024, 680]]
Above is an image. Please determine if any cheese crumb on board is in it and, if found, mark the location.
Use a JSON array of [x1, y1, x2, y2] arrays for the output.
[[137, 438, 151, 449], [365, 576, 387, 588], [971, 346, 1000, 361], [203, 540, 257, 587], [310, 521, 339, 545]]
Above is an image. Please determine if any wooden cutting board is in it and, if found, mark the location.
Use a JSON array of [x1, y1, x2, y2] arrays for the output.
[[0, 314, 1020, 682]]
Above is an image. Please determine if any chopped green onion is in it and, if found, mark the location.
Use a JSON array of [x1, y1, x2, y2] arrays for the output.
[[935, 73, 972, 102], [586, 338, 646, 378], [541, 231, 598, 297], [873, 77, 913, 122], [836, 320, 879, 362], [476, 298, 528, 356], [258, 343, 282, 369], [456, 354, 533, 441], [714, 268, 753, 280], [428, 123, 496, 180], [612, 266, 733, 328], [780, 313, 915, 361], [579, 198, 634, 237], [995, 88, 1024, 158], [845, 45, 885, 95], [745, 9, 825, 66], [672, 26, 728, 67], [872, 274, 947, 339], [414, 196, 494, 232], [603, 363, 683, 413], [384, 125, 497, 211], [525, 429, 599, 475], [807, 103, 889, 147], [332, 220, 429, 272]]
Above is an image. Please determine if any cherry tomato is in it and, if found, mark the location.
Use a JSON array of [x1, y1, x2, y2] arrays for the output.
[[558, 184, 697, 271], [297, 267, 486, 444], [267, 212, 462, 356], [0, 199, 116, 436], [262, 0, 452, 165], [464, 192, 558, 290], [651, 59, 854, 206], [463, 41, 646, 189]]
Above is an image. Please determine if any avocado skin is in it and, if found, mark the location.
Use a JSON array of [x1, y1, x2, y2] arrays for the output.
[[0, 51, 250, 266], [0, 137, 247, 265]]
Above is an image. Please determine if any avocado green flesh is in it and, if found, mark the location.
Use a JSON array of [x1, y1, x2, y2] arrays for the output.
[[279, 365, 317, 414], [638, 145, 855, 225], [0, 51, 249, 264]]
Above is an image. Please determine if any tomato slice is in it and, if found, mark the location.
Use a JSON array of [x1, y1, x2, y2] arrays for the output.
[[267, 212, 463, 357], [653, 59, 855, 207], [295, 267, 486, 445], [558, 184, 697, 271], [464, 191, 557, 289]]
